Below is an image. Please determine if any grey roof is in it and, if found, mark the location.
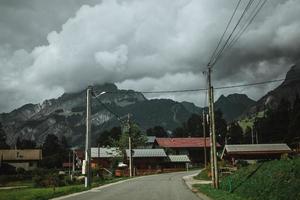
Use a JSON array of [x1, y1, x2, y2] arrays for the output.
[[126, 149, 167, 158], [222, 143, 291, 158], [168, 155, 191, 163], [91, 147, 121, 158], [146, 136, 156, 143]]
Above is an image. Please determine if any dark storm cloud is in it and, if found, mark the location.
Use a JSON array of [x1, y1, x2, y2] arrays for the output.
[[0, 0, 102, 50], [0, 0, 299, 112]]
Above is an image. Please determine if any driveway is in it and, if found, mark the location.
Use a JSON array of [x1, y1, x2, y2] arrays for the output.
[[54, 171, 201, 200]]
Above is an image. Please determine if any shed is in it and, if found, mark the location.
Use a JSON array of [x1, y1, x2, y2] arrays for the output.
[[221, 144, 292, 163], [0, 149, 42, 170]]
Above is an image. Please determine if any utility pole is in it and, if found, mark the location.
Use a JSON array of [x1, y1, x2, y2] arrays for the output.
[[127, 114, 133, 177], [251, 128, 254, 144], [202, 110, 207, 168], [68, 151, 71, 176], [84, 86, 92, 188], [71, 150, 75, 181], [207, 66, 219, 189]]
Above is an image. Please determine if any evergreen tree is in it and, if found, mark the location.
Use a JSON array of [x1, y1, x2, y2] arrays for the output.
[[146, 126, 168, 137], [16, 137, 36, 149], [227, 122, 243, 144], [215, 109, 227, 145], [0, 123, 9, 149]]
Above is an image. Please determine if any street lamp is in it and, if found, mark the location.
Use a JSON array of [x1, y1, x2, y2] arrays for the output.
[[91, 89, 133, 177]]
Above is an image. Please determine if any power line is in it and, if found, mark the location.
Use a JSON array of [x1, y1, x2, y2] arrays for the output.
[[208, 0, 242, 66], [226, 0, 268, 53], [91, 91, 122, 120], [211, 0, 255, 66], [92, 77, 299, 95]]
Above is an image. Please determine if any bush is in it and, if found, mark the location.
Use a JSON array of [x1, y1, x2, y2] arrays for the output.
[[32, 170, 68, 188]]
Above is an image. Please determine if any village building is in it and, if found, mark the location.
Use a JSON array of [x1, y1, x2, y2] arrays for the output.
[[165, 155, 191, 171], [91, 147, 121, 169], [154, 137, 219, 164], [125, 148, 167, 175], [143, 136, 156, 149], [221, 143, 292, 164], [0, 149, 42, 171]]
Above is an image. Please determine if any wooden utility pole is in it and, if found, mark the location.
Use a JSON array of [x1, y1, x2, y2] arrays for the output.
[[84, 86, 92, 188], [202, 110, 207, 168], [207, 67, 219, 189], [128, 114, 133, 177]]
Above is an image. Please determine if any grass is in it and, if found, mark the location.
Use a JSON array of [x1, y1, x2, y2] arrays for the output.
[[194, 168, 210, 180], [194, 158, 300, 200], [0, 177, 126, 200], [194, 184, 249, 200]]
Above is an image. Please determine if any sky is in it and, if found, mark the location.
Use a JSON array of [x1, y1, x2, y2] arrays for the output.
[[0, 0, 299, 112]]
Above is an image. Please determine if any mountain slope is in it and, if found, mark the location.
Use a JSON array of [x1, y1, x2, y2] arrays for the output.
[[0, 83, 192, 147], [214, 93, 256, 121], [247, 61, 300, 114]]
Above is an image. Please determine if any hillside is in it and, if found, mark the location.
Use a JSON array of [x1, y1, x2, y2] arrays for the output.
[[247, 61, 300, 115], [196, 158, 300, 200]]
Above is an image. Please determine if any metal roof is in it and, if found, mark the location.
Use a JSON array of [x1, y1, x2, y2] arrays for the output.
[[168, 155, 191, 163], [91, 147, 121, 158], [156, 137, 220, 148], [146, 136, 156, 143], [126, 149, 167, 158], [222, 144, 292, 158]]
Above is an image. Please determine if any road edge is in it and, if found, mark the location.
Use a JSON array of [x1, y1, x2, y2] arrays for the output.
[[182, 172, 213, 200]]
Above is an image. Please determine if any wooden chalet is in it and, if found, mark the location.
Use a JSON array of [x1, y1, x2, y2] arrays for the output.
[[0, 149, 42, 171], [221, 144, 292, 164]]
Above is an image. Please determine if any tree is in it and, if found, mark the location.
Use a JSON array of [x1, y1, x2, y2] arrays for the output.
[[118, 123, 147, 153], [244, 126, 253, 144], [146, 126, 168, 137], [172, 127, 186, 137], [186, 114, 203, 137], [96, 126, 122, 147], [16, 137, 36, 149], [227, 122, 243, 144], [214, 109, 227, 145], [0, 122, 9, 149], [41, 134, 69, 168]]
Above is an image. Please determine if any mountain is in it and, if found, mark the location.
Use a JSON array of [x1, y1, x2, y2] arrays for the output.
[[181, 101, 202, 114], [0, 83, 192, 147], [214, 93, 256, 121], [247, 61, 300, 114]]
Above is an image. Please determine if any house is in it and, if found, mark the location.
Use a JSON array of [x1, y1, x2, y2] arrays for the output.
[[165, 155, 191, 171], [142, 136, 156, 149], [125, 149, 167, 175], [0, 149, 42, 171], [155, 137, 220, 164], [221, 144, 292, 164], [91, 147, 121, 169]]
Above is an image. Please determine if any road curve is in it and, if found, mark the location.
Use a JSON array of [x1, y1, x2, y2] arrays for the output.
[[56, 171, 201, 200]]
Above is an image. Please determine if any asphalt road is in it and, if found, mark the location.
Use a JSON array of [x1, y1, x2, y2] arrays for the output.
[[56, 171, 201, 200]]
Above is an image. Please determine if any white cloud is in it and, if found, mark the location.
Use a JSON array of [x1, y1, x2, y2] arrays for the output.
[[0, 0, 300, 112]]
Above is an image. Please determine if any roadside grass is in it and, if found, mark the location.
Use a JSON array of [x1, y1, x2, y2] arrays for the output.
[[0, 177, 126, 200], [194, 158, 300, 200], [194, 184, 249, 200], [194, 168, 210, 180], [0, 180, 33, 187]]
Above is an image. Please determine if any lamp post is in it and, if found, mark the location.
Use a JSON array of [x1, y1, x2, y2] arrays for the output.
[[91, 90, 133, 177], [84, 86, 92, 188]]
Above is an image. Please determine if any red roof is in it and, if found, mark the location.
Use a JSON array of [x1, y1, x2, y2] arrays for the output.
[[155, 137, 220, 148]]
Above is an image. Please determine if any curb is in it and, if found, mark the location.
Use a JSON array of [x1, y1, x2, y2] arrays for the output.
[[182, 172, 213, 200]]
